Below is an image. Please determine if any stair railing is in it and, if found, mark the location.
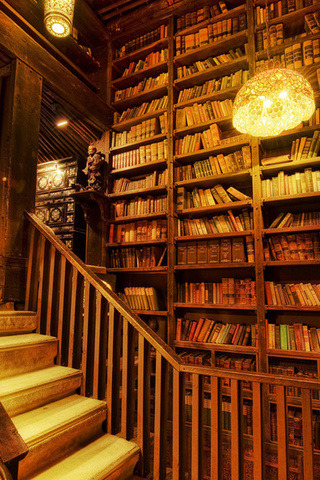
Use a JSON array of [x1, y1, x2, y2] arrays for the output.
[[25, 211, 320, 480]]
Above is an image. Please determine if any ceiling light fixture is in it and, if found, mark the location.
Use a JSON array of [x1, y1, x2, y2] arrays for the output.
[[51, 103, 69, 128], [44, 0, 76, 38]]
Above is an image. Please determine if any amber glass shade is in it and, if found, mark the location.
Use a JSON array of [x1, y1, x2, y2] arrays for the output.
[[44, 0, 76, 37], [233, 68, 315, 137]]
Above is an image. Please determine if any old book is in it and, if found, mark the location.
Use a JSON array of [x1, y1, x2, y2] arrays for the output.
[[187, 241, 197, 264], [177, 244, 187, 264], [232, 237, 246, 262], [197, 241, 208, 264], [226, 186, 250, 201], [220, 238, 232, 263], [208, 239, 220, 263]]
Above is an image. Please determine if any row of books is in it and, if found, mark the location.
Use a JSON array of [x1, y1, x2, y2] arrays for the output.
[[175, 14, 246, 55], [265, 281, 320, 307], [111, 170, 168, 193], [268, 211, 320, 229], [305, 11, 320, 33], [176, 209, 253, 236], [120, 49, 169, 78], [270, 408, 303, 445], [109, 246, 167, 268], [176, 278, 256, 305], [175, 123, 222, 154], [111, 114, 168, 147], [108, 219, 167, 243], [178, 184, 250, 210], [290, 131, 320, 161], [264, 233, 320, 261], [114, 72, 168, 102], [176, 316, 257, 346], [176, 1, 229, 32], [175, 99, 233, 128], [256, 23, 284, 51], [268, 322, 320, 352], [254, 0, 312, 25], [176, 47, 246, 79], [112, 139, 168, 169], [177, 236, 255, 264], [112, 195, 167, 218], [176, 69, 250, 103], [115, 25, 168, 58], [175, 147, 252, 181], [269, 362, 317, 397], [114, 96, 168, 124], [261, 168, 320, 198], [119, 286, 163, 311]]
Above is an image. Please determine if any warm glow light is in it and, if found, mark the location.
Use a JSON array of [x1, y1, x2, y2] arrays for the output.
[[233, 68, 315, 137], [44, 0, 76, 38], [56, 119, 69, 127]]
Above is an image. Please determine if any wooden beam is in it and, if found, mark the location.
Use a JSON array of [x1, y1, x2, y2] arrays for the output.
[[0, 7, 110, 131]]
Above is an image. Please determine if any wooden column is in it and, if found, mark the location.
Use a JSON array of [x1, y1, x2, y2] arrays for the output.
[[0, 58, 42, 305]]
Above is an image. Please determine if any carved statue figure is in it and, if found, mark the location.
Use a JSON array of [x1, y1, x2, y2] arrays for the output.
[[82, 145, 105, 192]]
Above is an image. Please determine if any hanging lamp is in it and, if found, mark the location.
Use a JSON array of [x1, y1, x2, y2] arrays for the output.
[[232, 1, 315, 137], [44, 0, 76, 38]]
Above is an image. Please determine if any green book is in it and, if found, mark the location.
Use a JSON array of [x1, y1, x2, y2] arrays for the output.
[[280, 324, 288, 350]]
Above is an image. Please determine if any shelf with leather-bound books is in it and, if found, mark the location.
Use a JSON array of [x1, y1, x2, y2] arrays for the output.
[[112, 84, 169, 110], [110, 133, 167, 153], [175, 341, 257, 353], [111, 62, 168, 90], [112, 212, 167, 223], [106, 267, 168, 273], [174, 303, 256, 310], [108, 185, 168, 200], [112, 107, 169, 131], [175, 231, 254, 240], [174, 263, 255, 270], [175, 170, 251, 188], [113, 37, 169, 69], [174, 115, 233, 135], [110, 159, 168, 176]]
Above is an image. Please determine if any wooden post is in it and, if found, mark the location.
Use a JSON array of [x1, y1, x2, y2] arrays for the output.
[[0, 58, 42, 305]]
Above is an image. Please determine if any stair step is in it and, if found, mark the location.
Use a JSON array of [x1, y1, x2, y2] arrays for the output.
[[28, 434, 140, 480], [0, 311, 37, 335], [13, 395, 107, 479], [0, 365, 82, 416], [0, 334, 57, 379]]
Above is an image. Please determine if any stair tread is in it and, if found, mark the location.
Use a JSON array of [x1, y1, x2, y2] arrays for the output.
[[30, 434, 140, 480], [0, 333, 56, 348], [13, 394, 106, 445], [0, 365, 81, 396]]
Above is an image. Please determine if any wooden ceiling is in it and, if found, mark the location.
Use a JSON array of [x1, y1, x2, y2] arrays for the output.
[[88, 0, 161, 27]]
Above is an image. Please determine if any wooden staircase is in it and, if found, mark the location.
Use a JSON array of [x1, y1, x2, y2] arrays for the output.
[[0, 311, 141, 480]]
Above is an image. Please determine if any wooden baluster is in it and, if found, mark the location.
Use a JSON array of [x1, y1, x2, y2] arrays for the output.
[[36, 235, 46, 332], [96, 296, 108, 400], [191, 373, 203, 480], [25, 225, 35, 311], [153, 351, 168, 480], [106, 306, 121, 434], [302, 388, 314, 479], [56, 255, 66, 365], [231, 379, 240, 480], [121, 317, 135, 440], [252, 381, 263, 480], [172, 369, 186, 480], [81, 280, 91, 396], [92, 291, 102, 399], [211, 376, 221, 480], [45, 244, 56, 336], [136, 332, 151, 477], [67, 267, 78, 368], [276, 385, 288, 480]]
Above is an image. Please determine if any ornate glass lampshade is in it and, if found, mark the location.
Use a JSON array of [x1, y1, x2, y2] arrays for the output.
[[233, 68, 315, 137], [44, 0, 76, 38]]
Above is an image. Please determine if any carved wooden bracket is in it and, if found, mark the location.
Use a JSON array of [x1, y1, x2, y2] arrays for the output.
[[71, 190, 108, 224]]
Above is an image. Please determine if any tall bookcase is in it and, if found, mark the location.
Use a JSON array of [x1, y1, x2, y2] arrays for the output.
[[106, 0, 320, 476]]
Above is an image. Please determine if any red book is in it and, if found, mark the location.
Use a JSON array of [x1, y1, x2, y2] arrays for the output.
[[188, 321, 198, 341], [192, 317, 205, 341]]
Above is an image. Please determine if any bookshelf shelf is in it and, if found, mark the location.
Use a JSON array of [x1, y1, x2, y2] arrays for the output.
[[262, 192, 320, 206], [174, 115, 233, 135], [107, 267, 167, 273], [112, 85, 168, 109], [255, 31, 320, 61], [111, 62, 168, 89], [266, 306, 320, 312], [260, 156, 320, 176], [178, 199, 252, 217], [174, 303, 256, 310], [113, 38, 169, 68], [112, 107, 168, 132], [132, 309, 168, 316], [254, 2, 320, 32], [110, 159, 167, 176], [174, 262, 255, 270], [268, 394, 320, 410], [174, 31, 248, 66], [107, 239, 167, 248], [174, 57, 249, 89], [174, 138, 250, 162], [113, 212, 167, 223], [264, 260, 320, 267], [263, 225, 320, 235], [266, 349, 320, 359], [175, 231, 254, 241], [175, 86, 240, 108], [110, 133, 167, 154], [108, 185, 167, 199], [175, 170, 251, 188], [175, 341, 257, 353]]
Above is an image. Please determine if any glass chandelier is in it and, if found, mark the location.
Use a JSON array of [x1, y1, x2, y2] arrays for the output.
[[233, 68, 315, 137], [44, 0, 76, 37]]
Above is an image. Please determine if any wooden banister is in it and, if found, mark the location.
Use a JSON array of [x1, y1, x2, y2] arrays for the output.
[[25, 211, 320, 480]]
